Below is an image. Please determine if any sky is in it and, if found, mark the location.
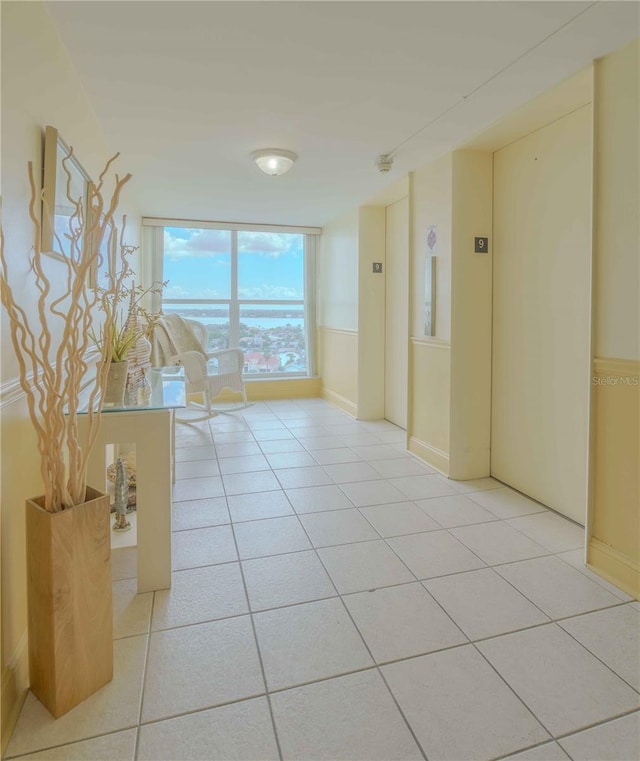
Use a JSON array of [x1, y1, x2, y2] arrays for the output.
[[163, 227, 304, 302]]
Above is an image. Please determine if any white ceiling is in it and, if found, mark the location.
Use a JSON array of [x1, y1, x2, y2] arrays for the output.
[[46, 1, 639, 227]]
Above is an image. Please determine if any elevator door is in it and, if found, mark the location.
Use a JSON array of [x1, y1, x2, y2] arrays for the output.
[[491, 106, 591, 523]]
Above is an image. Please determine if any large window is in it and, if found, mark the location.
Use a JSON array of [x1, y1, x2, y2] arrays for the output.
[[153, 223, 316, 376]]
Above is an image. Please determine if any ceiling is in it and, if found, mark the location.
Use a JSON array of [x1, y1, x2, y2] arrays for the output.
[[46, 1, 639, 228]]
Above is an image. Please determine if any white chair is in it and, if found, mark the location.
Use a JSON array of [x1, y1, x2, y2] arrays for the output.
[[151, 314, 250, 420]]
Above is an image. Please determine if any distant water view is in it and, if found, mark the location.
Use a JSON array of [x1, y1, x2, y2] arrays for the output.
[[164, 306, 304, 329], [164, 305, 307, 373]]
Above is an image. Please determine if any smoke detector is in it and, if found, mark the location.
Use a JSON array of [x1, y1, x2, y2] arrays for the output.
[[375, 154, 394, 173]]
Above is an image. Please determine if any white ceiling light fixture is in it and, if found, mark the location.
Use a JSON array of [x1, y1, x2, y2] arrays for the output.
[[251, 148, 297, 176]]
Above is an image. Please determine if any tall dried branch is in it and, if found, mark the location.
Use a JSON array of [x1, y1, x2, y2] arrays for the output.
[[0, 153, 132, 511]]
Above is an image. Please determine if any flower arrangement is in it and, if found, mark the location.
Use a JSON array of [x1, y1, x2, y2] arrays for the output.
[[90, 267, 166, 362]]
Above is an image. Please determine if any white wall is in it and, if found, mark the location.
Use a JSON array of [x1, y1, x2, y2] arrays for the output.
[[0, 2, 141, 746], [357, 206, 385, 420], [316, 209, 359, 413], [449, 151, 493, 479], [410, 154, 452, 341], [593, 38, 639, 360], [588, 37, 640, 597], [408, 155, 453, 471], [317, 209, 359, 331]]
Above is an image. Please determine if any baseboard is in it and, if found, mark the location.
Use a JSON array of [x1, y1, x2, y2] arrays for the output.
[[408, 436, 450, 476], [587, 537, 640, 600], [213, 377, 322, 402], [1, 633, 29, 755], [321, 388, 357, 418]]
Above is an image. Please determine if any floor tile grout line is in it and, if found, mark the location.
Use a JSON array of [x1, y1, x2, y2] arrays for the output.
[[133, 589, 158, 758], [144, 553, 635, 645], [490, 737, 567, 761], [224, 477, 285, 761], [9, 658, 637, 761], [170, 496, 532, 533], [3, 725, 142, 761], [502, 512, 586, 555], [163, 492, 612, 599], [551, 705, 640, 742], [122, 692, 272, 737], [473, 623, 640, 741], [15, 403, 632, 757], [555, 619, 640, 695], [490, 558, 626, 621], [379, 518, 491, 585], [329, 565, 444, 761], [470, 639, 557, 742], [355, 501, 449, 536], [116, 570, 634, 647], [278, 510, 431, 761], [170, 533, 590, 581], [553, 551, 635, 601], [371, 667, 431, 761]]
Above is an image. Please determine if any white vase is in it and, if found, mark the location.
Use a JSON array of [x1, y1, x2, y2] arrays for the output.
[[104, 360, 129, 407]]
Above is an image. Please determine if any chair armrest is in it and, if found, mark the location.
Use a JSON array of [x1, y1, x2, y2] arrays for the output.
[[206, 348, 245, 376], [167, 350, 207, 383]]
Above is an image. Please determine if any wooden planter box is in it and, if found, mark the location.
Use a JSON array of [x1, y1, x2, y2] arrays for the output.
[[26, 486, 113, 717]]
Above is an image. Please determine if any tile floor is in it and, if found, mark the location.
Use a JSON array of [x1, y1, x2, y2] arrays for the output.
[[5, 399, 639, 761]]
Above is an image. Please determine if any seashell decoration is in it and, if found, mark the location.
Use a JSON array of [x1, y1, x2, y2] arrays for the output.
[[124, 284, 152, 405]]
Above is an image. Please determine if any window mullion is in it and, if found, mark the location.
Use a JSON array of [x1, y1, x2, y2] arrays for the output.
[[230, 230, 239, 347]]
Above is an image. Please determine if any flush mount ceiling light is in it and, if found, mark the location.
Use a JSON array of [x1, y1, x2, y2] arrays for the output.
[[251, 149, 297, 176]]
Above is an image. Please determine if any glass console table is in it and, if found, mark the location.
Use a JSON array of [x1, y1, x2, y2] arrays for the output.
[[76, 368, 186, 592]]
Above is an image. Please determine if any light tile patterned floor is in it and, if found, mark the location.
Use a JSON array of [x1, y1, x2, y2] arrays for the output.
[[5, 399, 639, 761]]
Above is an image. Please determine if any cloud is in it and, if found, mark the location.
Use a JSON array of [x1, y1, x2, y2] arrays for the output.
[[163, 228, 303, 260], [164, 284, 228, 300], [164, 228, 231, 260], [238, 231, 302, 258]]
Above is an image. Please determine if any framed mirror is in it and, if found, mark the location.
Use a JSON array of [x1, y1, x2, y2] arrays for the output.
[[41, 125, 91, 259], [425, 255, 436, 337]]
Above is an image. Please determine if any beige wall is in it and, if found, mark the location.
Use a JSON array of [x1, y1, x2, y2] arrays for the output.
[[316, 209, 358, 332], [588, 38, 640, 597], [1, 2, 141, 747], [384, 197, 409, 429], [410, 155, 452, 341], [592, 39, 639, 360], [316, 328, 358, 416], [316, 206, 387, 420], [407, 151, 493, 478], [590, 359, 639, 596], [316, 209, 359, 412], [407, 157, 453, 472], [408, 338, 451, 472], [357, 207, 385, 420], [449, 151, 493, 479]]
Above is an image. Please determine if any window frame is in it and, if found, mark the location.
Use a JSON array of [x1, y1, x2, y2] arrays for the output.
[[143, 218, 319, 378]]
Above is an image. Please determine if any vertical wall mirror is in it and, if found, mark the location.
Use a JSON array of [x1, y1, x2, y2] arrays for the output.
[[41, 125, 91, 259]]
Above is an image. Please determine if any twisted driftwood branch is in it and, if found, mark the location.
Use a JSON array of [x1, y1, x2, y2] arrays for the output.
[[0, 153, 132, 511]]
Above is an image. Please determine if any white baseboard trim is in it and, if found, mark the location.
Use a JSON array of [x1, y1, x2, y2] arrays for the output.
[[322, 388, 357, 418], [588, 537, 639, 599], [408, 436, 450, 475], [1, 632, 29, 755]]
